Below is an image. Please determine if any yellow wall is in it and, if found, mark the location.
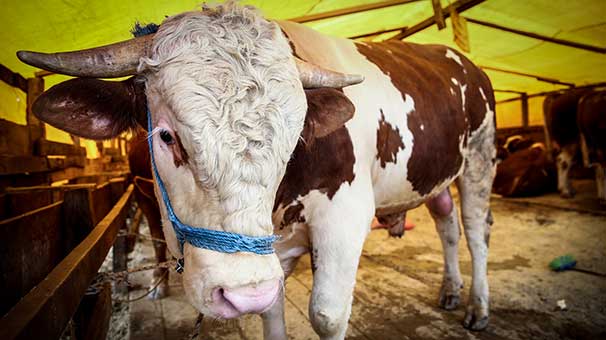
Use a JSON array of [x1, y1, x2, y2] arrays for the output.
[[496, 100, 523, 128], [529, 96, 546, 126], [495, 96, 545, 129], [0, 80, 27, 125]]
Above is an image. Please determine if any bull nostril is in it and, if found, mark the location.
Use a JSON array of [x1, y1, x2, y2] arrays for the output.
[[217, 280, 280, 315]]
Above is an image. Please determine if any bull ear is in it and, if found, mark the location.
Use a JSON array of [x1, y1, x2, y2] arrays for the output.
[[301, 88, 355, 143], [32, 77, 146, 140]]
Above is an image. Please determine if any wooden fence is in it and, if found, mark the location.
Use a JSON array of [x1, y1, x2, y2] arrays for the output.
[[0, 178, 133, 339], [1, 62, 135, 340]]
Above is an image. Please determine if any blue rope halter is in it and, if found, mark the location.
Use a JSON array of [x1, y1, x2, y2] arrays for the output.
[[146, 110, 278, 261]]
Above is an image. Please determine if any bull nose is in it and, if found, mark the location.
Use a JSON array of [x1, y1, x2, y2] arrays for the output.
[[212, 279, 280, 317]]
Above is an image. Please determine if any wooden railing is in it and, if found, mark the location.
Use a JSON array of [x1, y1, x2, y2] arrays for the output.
[[0, 179, 133, 339]]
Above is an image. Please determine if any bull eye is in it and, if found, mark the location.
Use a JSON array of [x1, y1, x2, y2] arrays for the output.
[[159, 130, 175, 145]]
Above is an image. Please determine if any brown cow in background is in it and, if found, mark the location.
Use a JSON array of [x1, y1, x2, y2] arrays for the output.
[[493, 142, 556, 197], [577, 90, 606, 204], [128, 130, 169, 298], [543, 89, 590, 198]]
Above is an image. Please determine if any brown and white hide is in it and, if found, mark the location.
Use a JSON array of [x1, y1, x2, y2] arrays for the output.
[[543, 89, 591, 197], [577, 90, 606, 203], [19, 3, 497, 338], [493, 143, 556, 197]]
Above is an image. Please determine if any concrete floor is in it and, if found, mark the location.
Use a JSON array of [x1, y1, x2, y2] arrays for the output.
[[121, 180, 606, 340]]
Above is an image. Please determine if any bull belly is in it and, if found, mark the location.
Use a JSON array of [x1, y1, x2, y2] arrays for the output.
[[372, 163, 459, 217]]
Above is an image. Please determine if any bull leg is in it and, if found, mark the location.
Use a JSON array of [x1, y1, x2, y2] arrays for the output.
[[595, 164, 606, 205], [261, 287, 287, 340], [261, 244, 306, 340], [426, 188, 463, 310], [456, 123, 496, 331], [308, 183, 374, 339], [137, 194, 169, 299], [556, 144, 578, 198]]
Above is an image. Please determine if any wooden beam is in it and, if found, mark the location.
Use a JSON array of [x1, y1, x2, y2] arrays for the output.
[[495, 81, 606, 104], [465, 17, 606, 54], [1, 186, 56, 219], [0, 156, 49, 175], [521, 93, 529, 128], [431, 0, 446, 30], [480, 65, 575, 87], [0, 155, 87, 175], [494, 89, 526, 95], [350, 27, 406, 40], [5, 183, 96, 193], [35, 139, 86, 157], [26, 77, 46, 147], [34, 70, 54, 78], [0, 64, 28, 93], [73, 282, 112, 340], [126, 207, 144, 253], [0, 201, 64, 316], [47, 156, 86, 170], [0, 119, 30, 157], [0, 185, 133, 340], [290, 0, 424, 23], [391, 0, 486, 40]]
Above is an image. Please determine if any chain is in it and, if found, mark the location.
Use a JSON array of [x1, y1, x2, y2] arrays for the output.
[[113, 270, 169, 303], [86, 259, 177, 296], [117, 230, 167, 244]]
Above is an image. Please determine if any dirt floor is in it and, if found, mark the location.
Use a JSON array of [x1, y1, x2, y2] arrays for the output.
[[117, 180, 606, 340]]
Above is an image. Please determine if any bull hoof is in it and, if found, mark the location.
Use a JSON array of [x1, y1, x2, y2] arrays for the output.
[[388, 226, 404, 238], [438, 279, 463, 310], [462, 305, 489, 331], [439, 293, 460, 310]]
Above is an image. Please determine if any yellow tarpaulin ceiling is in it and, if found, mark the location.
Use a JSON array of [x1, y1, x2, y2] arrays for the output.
[[1, 0, 605, 149]]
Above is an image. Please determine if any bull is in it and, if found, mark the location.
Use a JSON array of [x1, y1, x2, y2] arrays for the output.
[[544, 88, 606, 204], [493, 142, 556, 197], [18, 3, 496, 338], [577, 90, 606, 204]]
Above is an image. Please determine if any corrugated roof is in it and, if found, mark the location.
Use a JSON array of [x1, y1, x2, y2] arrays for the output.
[[2, 0, 604, 96], [1, 0, 604, 137]]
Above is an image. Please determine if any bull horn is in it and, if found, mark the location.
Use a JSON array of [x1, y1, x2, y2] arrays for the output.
[[16, 34, 155, 78], [295, 58, 364, 88]]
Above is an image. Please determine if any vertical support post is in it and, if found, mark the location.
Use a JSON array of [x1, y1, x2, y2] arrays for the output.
[[70, 135, 81, 147], [26, 77, 45, 151], [61, 187, 94, 257], [432, 0, 446, 30], [521, 92, 529, 128], [110, 179, 128, 294], [73, 281, 112, 340]]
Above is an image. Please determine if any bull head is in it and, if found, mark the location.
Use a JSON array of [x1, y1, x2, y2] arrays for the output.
[[17, 4, 363, 319]]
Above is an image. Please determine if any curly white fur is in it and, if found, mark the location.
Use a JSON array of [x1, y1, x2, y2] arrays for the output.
[[138, 2, 306, 319], [142, 2, 306, 237]]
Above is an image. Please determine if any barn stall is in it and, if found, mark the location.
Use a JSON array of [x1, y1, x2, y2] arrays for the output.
[[0, 1, 604, 340]]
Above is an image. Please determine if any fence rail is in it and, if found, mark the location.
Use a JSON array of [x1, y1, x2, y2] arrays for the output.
[[0, 184, 133, 340]]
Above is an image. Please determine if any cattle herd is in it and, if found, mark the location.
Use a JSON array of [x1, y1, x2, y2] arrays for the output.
[[494, 88, 605, 203], [12, 2, 606, 339]]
